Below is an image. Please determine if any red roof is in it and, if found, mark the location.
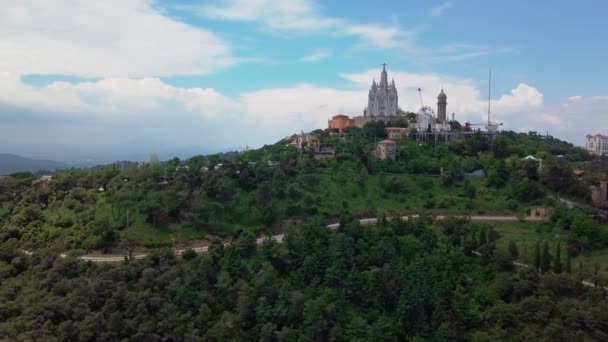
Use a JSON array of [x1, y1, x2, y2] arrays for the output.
[[379, 139, 396, 144], [573, 169, 585, 176], [332, 114, 350, 119]]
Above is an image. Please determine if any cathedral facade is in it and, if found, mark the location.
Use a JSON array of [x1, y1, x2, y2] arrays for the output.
[[365, 64, 398, 117]]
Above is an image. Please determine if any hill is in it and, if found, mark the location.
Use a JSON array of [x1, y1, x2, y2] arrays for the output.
[[0, 153, 68, 175], [1, 127, 608, 340]]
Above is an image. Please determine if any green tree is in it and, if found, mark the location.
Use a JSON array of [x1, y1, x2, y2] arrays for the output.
[[540, 241, 551, 273], [533, 242, 541, 271], [478, 227, 487, 246], [565, 248, 572, 273], [553, 243, 562, 274], [508, 240, 519, 259]]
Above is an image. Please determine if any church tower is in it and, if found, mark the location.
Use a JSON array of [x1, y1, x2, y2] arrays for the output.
[[437, 89, 447, 123], [366, 64, 398, 117]]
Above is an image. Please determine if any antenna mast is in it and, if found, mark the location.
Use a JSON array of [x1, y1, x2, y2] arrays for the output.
[[418, 88, 424, 108], [487, 67, 492, 125]]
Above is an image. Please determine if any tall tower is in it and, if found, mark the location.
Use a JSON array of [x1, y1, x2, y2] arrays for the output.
[[437, 89, 447, 123]]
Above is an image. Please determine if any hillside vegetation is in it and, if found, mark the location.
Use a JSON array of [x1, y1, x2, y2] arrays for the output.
[[1, 125, 608, 340]]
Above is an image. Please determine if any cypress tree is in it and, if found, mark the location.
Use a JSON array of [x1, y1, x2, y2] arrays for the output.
[[533, 242, 541, 271], [478, 227, 487, 246], [508, 240, 519, 259], [540, 241, 551, 273], [565, 248, 572, 273], [553, 242, 562, 274]]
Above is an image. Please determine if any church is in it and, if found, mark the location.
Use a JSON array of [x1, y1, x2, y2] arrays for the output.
[[333, 63, 451, 131], [365, 63, 398, 117]]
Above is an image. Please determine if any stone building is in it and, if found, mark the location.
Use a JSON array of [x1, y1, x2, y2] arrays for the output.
[[528, 206, 551, 218], [289, 131, 320, 152], [386, 127, 410, 141], [590, 180, 608, 203], [586, 134, 608, 155], [376, 139, 396, 160], [365, 64, 398, 117], [328, 114, 354, 133], [437, 89, 447, 123]]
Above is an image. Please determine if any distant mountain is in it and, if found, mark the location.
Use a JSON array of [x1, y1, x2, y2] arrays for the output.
[[0, 153, 69, 175]]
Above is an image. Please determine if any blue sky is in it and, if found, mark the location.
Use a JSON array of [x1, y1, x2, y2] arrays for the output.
[[0, 0, 607, 162]]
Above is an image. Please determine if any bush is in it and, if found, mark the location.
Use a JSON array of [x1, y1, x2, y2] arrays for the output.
[[181, 248, 197, 260]]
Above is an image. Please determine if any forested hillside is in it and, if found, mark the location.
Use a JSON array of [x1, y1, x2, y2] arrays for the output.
[[1, 125, 607, 340], [0, 126, 593, 252], [1, 217, 607, 340]]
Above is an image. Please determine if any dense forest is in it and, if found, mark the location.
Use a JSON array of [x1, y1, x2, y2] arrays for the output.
[[1, 124, 607, 340], [1, 217, 607, 340]]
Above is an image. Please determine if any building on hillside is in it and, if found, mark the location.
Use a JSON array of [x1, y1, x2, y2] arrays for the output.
[[386, 127, 410, 141], [289, 131, 320, 152], [365, 64, 398, 117], [528, 206, 551, 218], [33, 175, 52, 185], [573, 169, 585, 179], [376, 139, 396, 160], [416, 106, 435, 132], [586, 134, 608, 155], [590, 181, 608, 203], [328, 114, 354, 133], [313, 149, 336, 160]]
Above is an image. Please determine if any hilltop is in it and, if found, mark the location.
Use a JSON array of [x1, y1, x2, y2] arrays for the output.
[[0, 153, 68, 175]]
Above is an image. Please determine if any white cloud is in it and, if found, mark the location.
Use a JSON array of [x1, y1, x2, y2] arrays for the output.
[[0, 72, 239, 121], [299, 49, 333, 62], [493, 83, 543, 110], [430, 2, 453, 17], [568, 95, 583, 101], [196, 0, 408, 49], [0, 0, 234, 78], [7, 77, 605, 155], [0, 67, 552, 152]]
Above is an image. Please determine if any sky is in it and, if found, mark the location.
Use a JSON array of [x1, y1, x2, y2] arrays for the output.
[[1, 0, 607, 163]]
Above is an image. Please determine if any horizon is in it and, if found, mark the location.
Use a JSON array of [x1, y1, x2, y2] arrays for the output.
[[1, 1, 607, 163]]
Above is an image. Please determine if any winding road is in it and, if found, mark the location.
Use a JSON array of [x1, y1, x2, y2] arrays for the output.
[[76, 214, 542, 263]]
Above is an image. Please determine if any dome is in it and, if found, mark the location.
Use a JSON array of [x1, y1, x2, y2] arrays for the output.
[[438, 89, 447, 100]]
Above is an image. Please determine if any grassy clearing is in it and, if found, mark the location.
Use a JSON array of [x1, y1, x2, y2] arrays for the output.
[[489, 221, 608, 277]]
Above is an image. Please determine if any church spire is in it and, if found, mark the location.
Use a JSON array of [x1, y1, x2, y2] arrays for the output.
[[380, 63, 388, 86]]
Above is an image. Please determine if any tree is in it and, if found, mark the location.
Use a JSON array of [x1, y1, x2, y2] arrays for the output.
[[119, 232, 141, 260], [533, 242, 541, 271], [540, 241, 551, 273], [478, 227, 487, 246], [553, 243, 562, 274], [565, 248, 572, 273], [508, 240, 519, 260]]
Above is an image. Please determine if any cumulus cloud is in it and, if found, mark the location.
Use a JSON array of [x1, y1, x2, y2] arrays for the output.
[[0, 66, 558, 160], [0, 72, 239, 120], [0, 0, 235, 77]]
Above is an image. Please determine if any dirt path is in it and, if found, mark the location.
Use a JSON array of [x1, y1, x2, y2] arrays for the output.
[[77, 214, 540, 262]]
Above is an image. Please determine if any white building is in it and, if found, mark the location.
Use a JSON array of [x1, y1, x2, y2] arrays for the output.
[[416, 106, 435, 132], [365, 64, 398, 117], [586, 134, 608, 155]]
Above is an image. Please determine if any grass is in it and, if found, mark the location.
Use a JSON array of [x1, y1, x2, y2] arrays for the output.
[[114, 173, 525, 248], [489, 221, 608, 277]]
